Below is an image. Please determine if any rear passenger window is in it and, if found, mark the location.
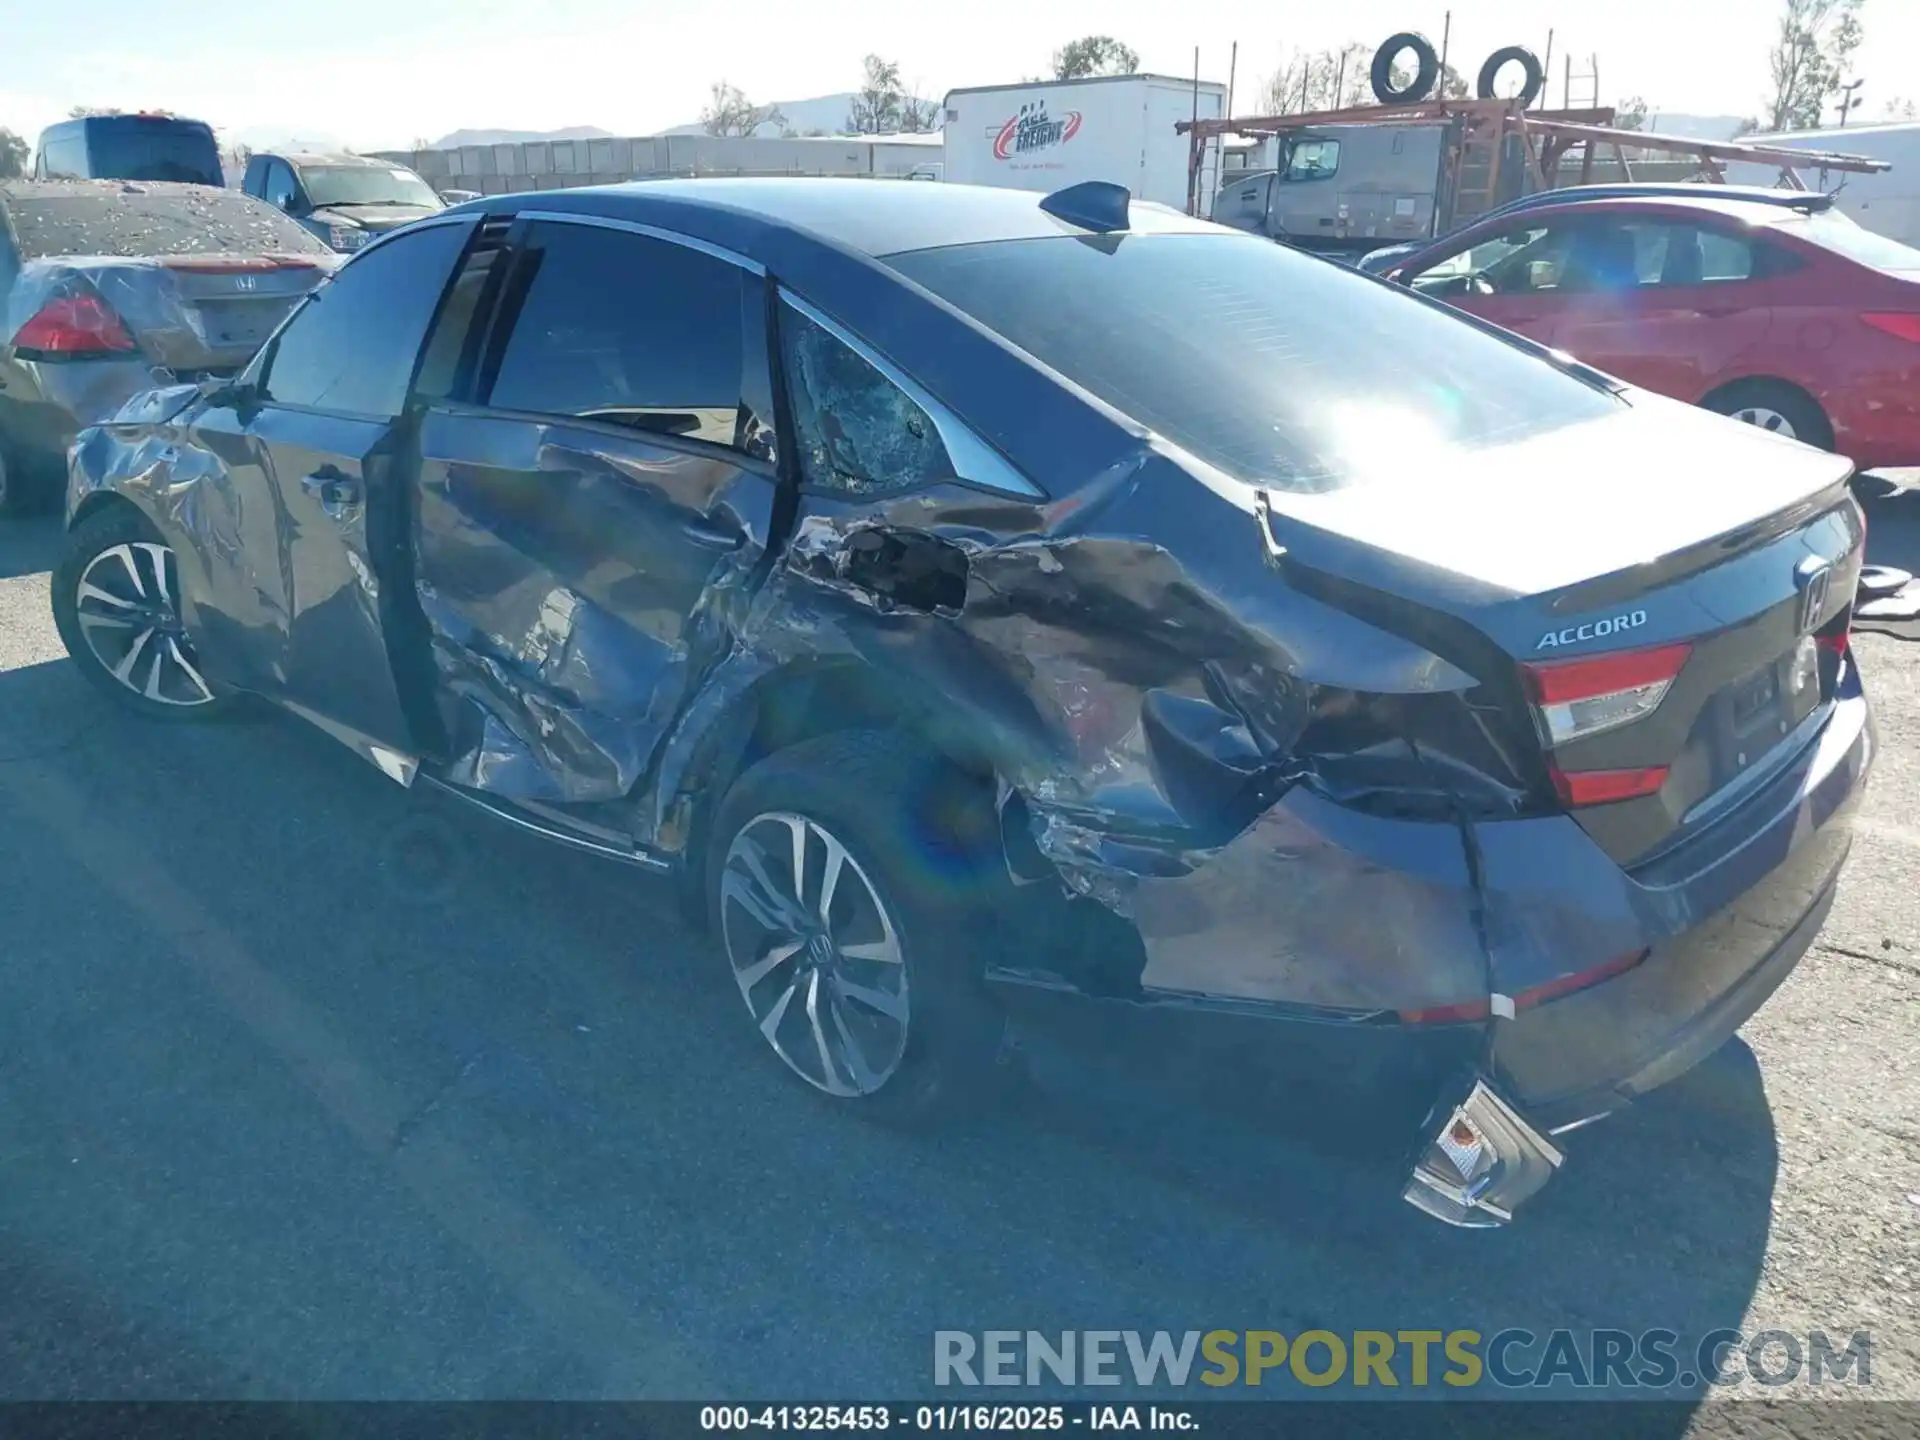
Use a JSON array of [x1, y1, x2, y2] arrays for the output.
[[779, 301, 952, 498], [485, 221, 748, 450], [1696, 229, 1756, 282]]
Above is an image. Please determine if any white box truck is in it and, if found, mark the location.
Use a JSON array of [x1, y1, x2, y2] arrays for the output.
[[941, 74, 1228, 212]]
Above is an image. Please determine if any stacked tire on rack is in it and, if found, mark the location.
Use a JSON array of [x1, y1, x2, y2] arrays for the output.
[[1368, 33, 1546, 108]]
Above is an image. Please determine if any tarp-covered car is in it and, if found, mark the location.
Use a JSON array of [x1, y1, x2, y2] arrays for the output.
[[50, 179, 1920, 1226], [0, 179, 334, 513]]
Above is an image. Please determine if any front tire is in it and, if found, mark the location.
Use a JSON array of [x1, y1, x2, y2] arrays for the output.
[[706, 730, 1008, 1125], [51, 505, 234, 721]]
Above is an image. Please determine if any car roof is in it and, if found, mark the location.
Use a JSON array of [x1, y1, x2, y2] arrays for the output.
[[1486, 193, 1830, 228], [455, 176, 1220, 259], [1490, 183, 1831, 217], [273, 152, 395, 169]]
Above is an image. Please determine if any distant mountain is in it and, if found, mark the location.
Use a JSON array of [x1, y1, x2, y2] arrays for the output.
[[232, 126, 351, 153], [660, 91, 941, 139], [430, 125, 615, 149]]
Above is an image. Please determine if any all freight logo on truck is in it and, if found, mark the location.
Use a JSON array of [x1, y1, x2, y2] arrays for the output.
[[992, 102, 1083, 161]]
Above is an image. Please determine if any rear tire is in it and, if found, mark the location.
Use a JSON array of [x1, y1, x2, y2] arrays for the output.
[[51, 505, 235, 722], [706, 730, 1009, 1126], [1704, 380, 1835, 452]]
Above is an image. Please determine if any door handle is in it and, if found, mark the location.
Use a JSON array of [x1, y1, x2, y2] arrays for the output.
[[301, 468, 362, 516]]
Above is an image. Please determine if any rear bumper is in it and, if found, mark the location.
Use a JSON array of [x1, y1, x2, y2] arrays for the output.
[[1827, 383, 1920, 472], [1490, 680, 1869, 1127], [992, 672, 1873, 1224]]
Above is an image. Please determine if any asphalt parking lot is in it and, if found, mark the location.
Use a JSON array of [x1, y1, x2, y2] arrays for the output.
[[0, 493, 1917, 1416]]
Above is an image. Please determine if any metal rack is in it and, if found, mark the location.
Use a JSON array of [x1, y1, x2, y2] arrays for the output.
[[1176, 97, 1892, 229]]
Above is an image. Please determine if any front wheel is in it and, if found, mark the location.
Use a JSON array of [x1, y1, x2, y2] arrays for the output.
[[706, 730, 1008, 1125], [51, 505, 234, 721]]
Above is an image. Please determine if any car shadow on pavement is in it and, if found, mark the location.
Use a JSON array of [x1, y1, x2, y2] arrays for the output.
[[0, 641, 1777, 1408], [0, 514, 62, 582]]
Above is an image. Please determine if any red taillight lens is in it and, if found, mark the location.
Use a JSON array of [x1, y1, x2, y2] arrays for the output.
[[12, 293, 137, 357], [1521, 641, 1692, 748], [1547, 763, 1671, 806], [1522, 643, 1694, 706], [1862, 312, 1920, 344], [1399, 948, 1651, 1024]]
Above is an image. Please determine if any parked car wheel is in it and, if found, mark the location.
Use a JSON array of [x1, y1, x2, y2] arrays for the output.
[[52, 505, 234, 721], [1705, 380, 1835, 451], [707, 730, 1008, 1124]]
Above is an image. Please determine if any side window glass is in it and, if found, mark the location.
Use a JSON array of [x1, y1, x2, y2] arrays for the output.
[[1697, 229, 1756, 282], [780, 302, 951, 497], [260, 222, 471, 418], [485, 221, 748, 450], [1284, 139, 1341, 182], [1627, 223, 1671, 285], [1410, 227, 1552, 296], [265, 162, 298, 210]]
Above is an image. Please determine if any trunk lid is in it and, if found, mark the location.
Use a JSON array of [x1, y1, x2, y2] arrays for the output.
[[1263, 396, 1862, 866], [80, 255, 326, 373]]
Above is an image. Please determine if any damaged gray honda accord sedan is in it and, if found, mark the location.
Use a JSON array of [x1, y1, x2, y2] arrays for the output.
[[52, 178, 1920, 1226]]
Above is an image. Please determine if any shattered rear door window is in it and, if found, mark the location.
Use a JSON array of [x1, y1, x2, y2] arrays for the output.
[[4, 185, 331, 260], [779, 302, 950, 497]]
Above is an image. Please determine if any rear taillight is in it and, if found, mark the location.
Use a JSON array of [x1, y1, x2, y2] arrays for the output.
[[1520, 641, 1692, 808], [1862, 312, 1920, 344], [1521, 642, 1693, 745], [12, 293, 136, 357], [1399, 948, 1651, 1024], [1547, 764, 1671, 806]]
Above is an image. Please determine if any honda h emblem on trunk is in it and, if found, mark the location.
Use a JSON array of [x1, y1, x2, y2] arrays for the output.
[[1795, 557, 1833, 636]]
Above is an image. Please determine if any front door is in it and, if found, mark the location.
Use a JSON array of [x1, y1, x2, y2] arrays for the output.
[[203, 217, 476, 766], [408, 214, 782, 819]]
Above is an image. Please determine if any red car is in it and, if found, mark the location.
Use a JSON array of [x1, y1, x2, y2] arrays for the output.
[[1387, 193, 1920, 470]]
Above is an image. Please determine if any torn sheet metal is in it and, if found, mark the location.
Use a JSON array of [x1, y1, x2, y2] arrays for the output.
[[643, 443, 1520, 1016], [67, 409, 291, 687]]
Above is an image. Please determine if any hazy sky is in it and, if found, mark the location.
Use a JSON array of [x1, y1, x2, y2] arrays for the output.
[[3, 0, 1916, 150]]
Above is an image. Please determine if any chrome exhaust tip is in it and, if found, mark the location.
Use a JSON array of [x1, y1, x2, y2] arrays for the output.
[[1402, 1080, 1564, 1229]]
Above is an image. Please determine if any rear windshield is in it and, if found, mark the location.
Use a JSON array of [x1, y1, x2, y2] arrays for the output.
[[887, 232, 1621, 493], [6, 187, 331, 260], [82, 118, 222, 185], [301, 165, 442, 210], [1777, 209, 1920, 274]]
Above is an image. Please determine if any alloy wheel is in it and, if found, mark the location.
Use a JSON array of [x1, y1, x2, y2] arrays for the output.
[[73, 541, 216, 707], [1731, 406, 1797, 440], [718, 811, 910, 1098]]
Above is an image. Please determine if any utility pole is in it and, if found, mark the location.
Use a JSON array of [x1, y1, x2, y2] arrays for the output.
[[1836, 78, 1865, 126]]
